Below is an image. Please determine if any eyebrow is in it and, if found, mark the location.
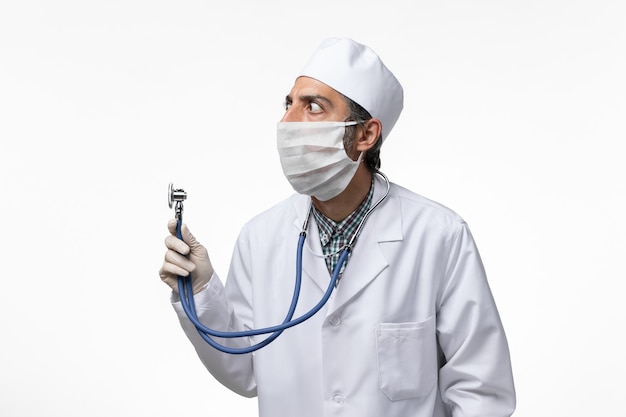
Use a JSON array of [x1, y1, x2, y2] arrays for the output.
[[284, 94, 334, 109]]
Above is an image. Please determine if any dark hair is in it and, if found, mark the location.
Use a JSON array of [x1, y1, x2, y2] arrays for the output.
[[342, 95, 383, 172]]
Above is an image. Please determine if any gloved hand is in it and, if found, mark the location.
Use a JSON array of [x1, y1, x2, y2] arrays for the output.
[[159, 219, 213, 295]]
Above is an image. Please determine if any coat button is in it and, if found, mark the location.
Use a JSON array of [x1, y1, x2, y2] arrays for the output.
[[329, 316, 341, 326], [332, 394, 345, 405]]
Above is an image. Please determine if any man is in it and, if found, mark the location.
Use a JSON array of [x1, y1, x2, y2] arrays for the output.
[[159, 37, 516, 417]]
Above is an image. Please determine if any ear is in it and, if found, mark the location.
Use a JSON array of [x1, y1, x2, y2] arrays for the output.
[[356, 118, 383, 152]]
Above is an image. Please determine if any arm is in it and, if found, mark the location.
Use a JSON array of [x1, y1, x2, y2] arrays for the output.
[[160, 220, 257, 397], [436, 222, 516, 417], [171, 274, 257, 397]]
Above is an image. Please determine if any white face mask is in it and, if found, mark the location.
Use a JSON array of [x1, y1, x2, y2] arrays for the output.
[[277, 121, 362, 201]]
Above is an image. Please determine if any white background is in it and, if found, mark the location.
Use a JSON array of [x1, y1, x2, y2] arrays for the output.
[[1, 1, 624, 416]]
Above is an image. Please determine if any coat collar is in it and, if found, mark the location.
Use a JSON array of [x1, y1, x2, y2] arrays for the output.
[[291, 173, 403, 315]]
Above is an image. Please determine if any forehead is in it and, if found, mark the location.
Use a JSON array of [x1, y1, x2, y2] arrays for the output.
[[288, 76, 345, 103]]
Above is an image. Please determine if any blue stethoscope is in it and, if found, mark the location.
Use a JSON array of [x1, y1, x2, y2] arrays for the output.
[[168, 171, 390, 355]]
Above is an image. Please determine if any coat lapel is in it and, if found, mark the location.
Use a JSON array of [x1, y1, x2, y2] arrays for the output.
[[301, 217, 336, 293], [292, 196, 332, 293], [326, 176, 402, 315]]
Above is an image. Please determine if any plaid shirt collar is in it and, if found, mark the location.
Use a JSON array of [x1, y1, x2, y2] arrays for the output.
[[312, 178, 375, 249]]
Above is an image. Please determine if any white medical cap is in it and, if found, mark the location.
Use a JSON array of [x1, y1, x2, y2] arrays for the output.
[[299, 37, 404, 141]]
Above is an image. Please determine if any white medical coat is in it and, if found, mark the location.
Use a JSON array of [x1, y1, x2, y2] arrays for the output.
[[173, 175, 516, 417]]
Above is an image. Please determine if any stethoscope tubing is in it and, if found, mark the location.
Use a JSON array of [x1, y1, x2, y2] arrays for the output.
[[175, 171, 389, 355], [177, 221, 348, 355]]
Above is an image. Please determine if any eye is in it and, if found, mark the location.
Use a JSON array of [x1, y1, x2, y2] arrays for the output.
[[309, 102, 322, 113], [283, 101, 291, 110]]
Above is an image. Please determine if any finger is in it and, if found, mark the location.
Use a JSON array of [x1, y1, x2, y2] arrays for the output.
[[164, 235, 190, 256], [168, 221, 201, 249], [167, 218, 178, 235], [164, 249, 196, 273], [158, 267, 183, 294], [159, 262, 185, 280], [180, 223, 202, 248], [159, 261, 191, 283]]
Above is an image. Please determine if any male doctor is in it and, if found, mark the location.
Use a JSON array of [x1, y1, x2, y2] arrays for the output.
[[159, 37, 516, 417]]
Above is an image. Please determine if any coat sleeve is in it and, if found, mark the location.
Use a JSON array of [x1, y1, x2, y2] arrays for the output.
[[436, 222, 516, 417], [171, 234, 258, 398]]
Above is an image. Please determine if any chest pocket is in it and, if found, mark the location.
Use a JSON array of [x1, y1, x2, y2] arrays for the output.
[[375, 316, 437, 401]]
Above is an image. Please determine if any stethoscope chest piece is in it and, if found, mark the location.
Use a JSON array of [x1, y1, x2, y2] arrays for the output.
[[168, 183, 187, 220]]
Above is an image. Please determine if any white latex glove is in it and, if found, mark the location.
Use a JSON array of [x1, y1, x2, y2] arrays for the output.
[[159, 219, 213, 295]]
